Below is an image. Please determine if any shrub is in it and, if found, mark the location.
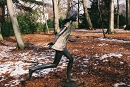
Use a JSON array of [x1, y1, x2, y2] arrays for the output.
[[17, 13, 37, 34], [47, 19, 54, 28], [1, 20, 14, 37]]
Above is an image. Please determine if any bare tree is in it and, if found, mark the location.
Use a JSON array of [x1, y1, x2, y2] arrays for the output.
[[125, 0, 130, 30], [52, 0, 60, 34], [98, 0, 106, 38], [42, 0, 49, 33], [0, 27, 3, 42], [117, 0, 120, 28], [0, 7, 3, 42], [106, 0, 115, 34], [7, 0, 25, 49], [0, 2, 6, 41], [67, 0, 71, 11], [82, 0, 93, 30]]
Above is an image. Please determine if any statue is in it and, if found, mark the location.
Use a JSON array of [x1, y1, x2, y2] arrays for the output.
[[28, 10, 78, 82]]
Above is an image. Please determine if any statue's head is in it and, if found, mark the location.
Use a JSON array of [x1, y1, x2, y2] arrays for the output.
[[66, 10, 78, 21], [59, 10, 78, 28]]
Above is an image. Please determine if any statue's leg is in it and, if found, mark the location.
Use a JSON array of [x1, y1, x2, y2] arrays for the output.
[[63, 48, 76, 82], [28, 50, 63, 79]]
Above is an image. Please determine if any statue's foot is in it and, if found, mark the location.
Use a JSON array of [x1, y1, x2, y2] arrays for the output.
[[28, 68, 35, 80], [66, 78, 77, 83]]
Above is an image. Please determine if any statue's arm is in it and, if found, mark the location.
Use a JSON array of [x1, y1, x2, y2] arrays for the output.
[[53, 20, 72, 44], [53, 26, 67, 44]]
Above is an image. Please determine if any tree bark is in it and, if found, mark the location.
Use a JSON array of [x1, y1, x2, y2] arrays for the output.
[[0, 27, 3, 42], [0, 6, 2, 26], [7, 0, 25, 49], [0, 5, 5, 25], [117, 0, 120, 28], [42, 0, 49, 34], [98, 0, 106, 38], [0, 7, 3, 41], [107, 0, 115, 34], [67, 0, 71, 11], [82, 0, 93, 30], [52, 0, 60, 34], [125, 0, 130, 30]]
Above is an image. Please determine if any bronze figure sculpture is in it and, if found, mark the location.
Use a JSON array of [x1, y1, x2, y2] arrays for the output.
[[28, 10, 78, 82]]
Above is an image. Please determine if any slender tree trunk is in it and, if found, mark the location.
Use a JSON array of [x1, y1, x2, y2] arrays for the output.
[[125, 0, 130, 30], [82, 0, 93, 30], [0, 7, 3, 41], [0, 5, 6, 41], [7, 0, 25, 49], [0, 5, 5, 25], [0, 27, 3, 42], [107, 0, 115, 34], [0, 11, 1, 20], [67, 0, 71, 11], [98, 0, 106, 38], [117, 0, 120, 28], [58, 0, 61, 12], [52, 0, 60, 34], [0, 5, 5, 24], [0, 6, 3, 25], [42, 0, 49, 34], [78, 0, 80, 28]]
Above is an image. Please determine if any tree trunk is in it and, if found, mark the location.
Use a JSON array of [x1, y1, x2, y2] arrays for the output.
[[42, 0, 49, 34], [0, 6, 2, 26], [0, 7, 3, 42], [82, 0, 93, 30], [7, 0, 25, 49], [0, 5, 5, 25], [52, 0, 60, 34], [107, 0, 115, 34], [117, 0, 120, 28], [67, 0, 71, 11], [125, 0, 130, 30], [0, 27, 3, 42], [0, 5, 6, 41], [98, 0, 106, 38]]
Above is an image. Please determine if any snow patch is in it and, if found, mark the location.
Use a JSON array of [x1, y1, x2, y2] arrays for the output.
[[114, 82, 126, 87], [100, 53, 122, 60], [10, 61, 29, 77], [97, 43, 108, 46], [98, 38, 130, 43], [0, 45, 68, 86]]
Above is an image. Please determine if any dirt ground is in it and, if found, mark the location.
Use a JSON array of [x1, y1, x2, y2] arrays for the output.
[[0, 29, 130, 87]]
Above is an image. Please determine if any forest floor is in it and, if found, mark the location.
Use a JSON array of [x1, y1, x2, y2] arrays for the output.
[[0, 29, 130, 87]]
